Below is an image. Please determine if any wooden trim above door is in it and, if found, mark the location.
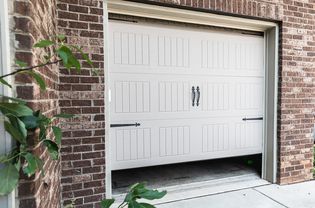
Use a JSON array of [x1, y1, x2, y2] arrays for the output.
[[107, 0, 277, 31]]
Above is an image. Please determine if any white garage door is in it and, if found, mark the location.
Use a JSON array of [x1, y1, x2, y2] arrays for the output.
[[109, 21, 264, 170]]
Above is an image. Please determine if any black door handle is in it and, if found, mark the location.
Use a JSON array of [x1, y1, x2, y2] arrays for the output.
[[196, 86, 200, 106], [192, 86, 196, 106], [242, 117, 263, 121], [110, 123, 141, 128]]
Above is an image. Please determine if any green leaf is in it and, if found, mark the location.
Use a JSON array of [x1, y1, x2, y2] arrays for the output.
[[15, 60, 27, 67], [7, 115, 27, 140], [0, 78, 12, 88], [22, 153, 37, 176], [39, 126, 47, 141], [138, 203, 155, 208], [33, 40, 54, 48], [22, 152, 41, 177], [4, 120, 26, 144], [125, 183, 166, 202], [124, 183, 143, 202], [52, 126, 62, 145], [57, 45, 72, 67], [43, 140, 59, 160], [0, 102, 33, 117], [26, 71, 46, 90], [57, 48, 69, 66], [128, 201, 139, 208], [138, 189, 167, 200], [15, 157, 21, 171], [53, 113, 75, 119], [20, 115, 39, 129], [71, 45, 94, 68], [57, 45, 81, 71], [100, 199, 115, 208], [68, 55, 81, 71], [128, 201, 155, 208], [0, 164, 19, 196], [56, 34, 66, 41]]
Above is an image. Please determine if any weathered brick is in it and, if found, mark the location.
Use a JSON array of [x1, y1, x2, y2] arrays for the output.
[[69, 4, 88, 13]]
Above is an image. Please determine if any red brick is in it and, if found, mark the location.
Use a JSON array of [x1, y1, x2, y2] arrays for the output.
[[69, 4, 88, 13]]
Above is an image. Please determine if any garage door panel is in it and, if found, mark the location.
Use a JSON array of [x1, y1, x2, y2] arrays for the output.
[[158, 81, 190, 112], [199, 77, 263, 114], [199, 33, 264, 74], [110, 74, 196, 119], [235, 121, 263, 150], [111, 118, 262, 170], [110, 22, 264, 76], [110, 22, 192, 72], [234, 78, 264, 111], [113, 127, 152, 162], [200, 82, 230, 112], [202, 123, 229, 153], [157, 35, 190, 68], [159, 126, 190, 157], [112, 80, 151, 114]]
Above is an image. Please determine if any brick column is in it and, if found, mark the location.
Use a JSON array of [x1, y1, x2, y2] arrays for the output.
[[278, 0, 315, 184], [12, 0, 61, 207], [57, 0, 106, 207]]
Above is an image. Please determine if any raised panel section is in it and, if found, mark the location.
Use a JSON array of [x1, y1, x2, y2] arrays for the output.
[[235, 122, 262, 149], [159, 81, 190, 112], [116, 128, 151, 161], [158, 36, 189, 68], [235, 82, 263, 110], [114, 81, 150, 113], [201, 40, 229, 70], [113, 31, 150, 65], [201, 83, 229, 111], [159, 126, 190, 156], [202, 123, 229, 152], [201, 38, 263, 72]]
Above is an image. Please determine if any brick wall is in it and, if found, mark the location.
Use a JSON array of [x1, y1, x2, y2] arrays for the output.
[[57, 0, 106, 207], [145, 0, 315, 184], [52, 0, 314, 207], [12, 0, 61, 207]]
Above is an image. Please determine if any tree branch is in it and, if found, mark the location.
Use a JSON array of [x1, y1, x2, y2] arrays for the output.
[[0, 59, 61, 79]]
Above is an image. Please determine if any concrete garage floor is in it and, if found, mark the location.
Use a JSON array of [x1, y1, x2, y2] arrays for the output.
[[158, 181, 315, 208]]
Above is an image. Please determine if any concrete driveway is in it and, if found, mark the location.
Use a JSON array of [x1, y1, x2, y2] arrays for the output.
[[158, 180, 315, 208]]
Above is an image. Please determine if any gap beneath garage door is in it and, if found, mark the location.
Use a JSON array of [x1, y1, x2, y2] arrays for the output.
[[112, 155, 269, 204]]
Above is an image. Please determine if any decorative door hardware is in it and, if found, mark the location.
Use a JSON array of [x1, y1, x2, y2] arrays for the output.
[[192, 86, 196, 106], [196, 86, 200, 106], [110, 123, 141, 128], [242, 117, 263, 121]]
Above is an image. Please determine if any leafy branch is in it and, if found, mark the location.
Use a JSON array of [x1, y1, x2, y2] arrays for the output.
[[0, 60, 61, 79], [100, 183, 167, 208], [0, 34, 94, 196]]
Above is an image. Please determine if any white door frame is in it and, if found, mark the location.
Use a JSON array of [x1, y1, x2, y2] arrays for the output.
[[103, 0, 279, 197], [0, 0, 16, 207]]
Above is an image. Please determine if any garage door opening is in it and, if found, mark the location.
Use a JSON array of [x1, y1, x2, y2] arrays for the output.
[[106, 10, 278, 198], [112, 154, 264, 196]]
